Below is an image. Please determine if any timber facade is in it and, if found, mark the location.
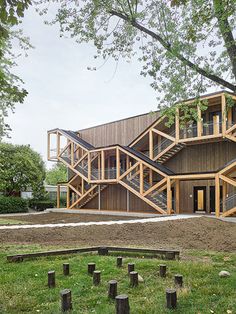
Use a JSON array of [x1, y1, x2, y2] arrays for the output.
[[47, 91, 236, 217]]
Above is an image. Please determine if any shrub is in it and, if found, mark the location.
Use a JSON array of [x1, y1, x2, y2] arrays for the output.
[[29, 199, 55, 211], [0, 196, 28, 214]]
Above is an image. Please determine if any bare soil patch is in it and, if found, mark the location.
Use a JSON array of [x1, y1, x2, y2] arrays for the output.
[[0, 217, 235, 252], [4, 212, 144, 224]]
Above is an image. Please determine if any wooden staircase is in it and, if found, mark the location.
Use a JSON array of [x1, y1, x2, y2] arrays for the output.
[[157, 143, 186, 163]]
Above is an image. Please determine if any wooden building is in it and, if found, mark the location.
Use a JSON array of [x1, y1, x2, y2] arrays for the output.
[[47, 91, 236, 217]]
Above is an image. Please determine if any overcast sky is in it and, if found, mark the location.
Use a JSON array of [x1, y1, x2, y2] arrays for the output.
[[5, 6, 159, 168]]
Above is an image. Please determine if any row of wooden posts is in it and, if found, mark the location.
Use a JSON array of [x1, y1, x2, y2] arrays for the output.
[[47, 257, 183, 313]]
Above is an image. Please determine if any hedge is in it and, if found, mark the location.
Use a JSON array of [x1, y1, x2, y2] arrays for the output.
[[29, 199, 55, 211], [0, 196, 28, 214]]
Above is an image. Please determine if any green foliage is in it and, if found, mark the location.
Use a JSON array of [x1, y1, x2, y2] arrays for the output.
[[0, 196, 28, 213], [28, 199, 54, 211], [161, 99, 208, 128], [0, 143, 46, 197], [225, 93, 236, 112], [40, 0, 236, 106], [0, 1, 32, 140], [46, 163, 67, 185], [0, 247, 235, 313]]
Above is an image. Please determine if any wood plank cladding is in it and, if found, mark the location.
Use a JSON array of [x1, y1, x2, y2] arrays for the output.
[[165, 141, 236, 174], [84, 184, 157, 213], [78, 112, 160, 147]]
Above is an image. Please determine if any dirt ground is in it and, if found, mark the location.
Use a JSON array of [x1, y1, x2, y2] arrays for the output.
[[0, 216, 236, 252], [4, 212, 144, 224]]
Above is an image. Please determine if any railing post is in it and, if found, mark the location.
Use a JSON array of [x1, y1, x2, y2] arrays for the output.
[[116, 147, 120, 181], [57, 132, 60, 157], [71, 142, 74, 166], [101, 150, 105, 180], [88, 152, 91, 181], [227, 107, 232, 130], [149, 130, 154, 159], [167, 177, 172, 215], [222, 181, 227, 212], [140, 163, 144, 195], [221, 93, 226, 136]]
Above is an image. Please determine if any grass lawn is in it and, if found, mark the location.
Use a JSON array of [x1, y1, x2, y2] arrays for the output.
[[0, 245, 235, 313], [0, 218, 26, 225]]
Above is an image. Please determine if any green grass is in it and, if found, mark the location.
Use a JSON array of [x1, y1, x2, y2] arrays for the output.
[[0, 218, 26, 225], [0, 246, 235, 313]]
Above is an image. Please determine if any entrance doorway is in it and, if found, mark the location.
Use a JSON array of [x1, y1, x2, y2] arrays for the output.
[[194, 186, 206, 212]]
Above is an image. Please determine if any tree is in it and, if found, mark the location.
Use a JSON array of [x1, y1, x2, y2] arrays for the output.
[[0, 143, 46, 197], [46, 163, 67, 185], [0, 1, 32, 140], [44, 0, 236, 105]]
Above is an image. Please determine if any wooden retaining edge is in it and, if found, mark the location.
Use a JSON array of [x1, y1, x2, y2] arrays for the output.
[[7, 246, 180, 262]]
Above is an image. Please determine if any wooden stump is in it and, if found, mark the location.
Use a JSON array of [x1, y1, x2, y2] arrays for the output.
[[108, 280, 117, 299], [127, 263, 134, 275], [174, 274, 183, 287], [130, 271, 138, 287], [159, 264, 167, 278], [63, 263, 70, 276], [117, 257, 123, 267], [93, 270, 101, 286], [98, 247, 108, 255], [165, 251, 175, 260], [60, 289, 72, 312], [166, 289, 177, 309], [115, 294, 130, 314], [48, 271, 55, 288], [88, 263, 96, 275]]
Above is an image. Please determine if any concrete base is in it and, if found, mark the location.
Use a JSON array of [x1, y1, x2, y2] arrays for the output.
[[45, 208, 162, 218]]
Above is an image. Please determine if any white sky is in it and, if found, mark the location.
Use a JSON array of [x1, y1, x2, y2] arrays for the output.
[[5, 7, 158, 168]]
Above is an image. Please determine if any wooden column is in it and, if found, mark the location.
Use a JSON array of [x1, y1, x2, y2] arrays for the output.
[[227, 107, 232, 130], [175, 107, 180, 142], [222, 181, 227, 212], [175, 180, 180, 214], [98, 153, 101, 180], [88, 152, 91, 181], [140, 163, 144, 195], [57, 185, 60, 208], [222, 93, 226, 136], [71, 143, 74, 166], [57, 132, 60, 157], [98, 185, 101, 210], [116, 147, 120, 180], [215, 174, 220, 217], [167, 178, 172, 215], [81, 178, 84, 195], [197, 105, 202, 137], [101, 150, 105, 180], [66, 185, 70, 209], [149, 169, 153, 186], [126, 190, 130, 212], [149, 130, 153, 159]]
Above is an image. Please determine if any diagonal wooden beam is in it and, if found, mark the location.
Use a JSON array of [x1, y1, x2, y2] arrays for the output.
[[68, 183, 82, 197], [119, 162, 140, 180], [219, 174, 236, 187], [119, 181, 166, 214], [152, 128, 175, 141], [226, 123, 236, 134], [69, 185, 97, 209], [143, 178, 167, 197], [153, 142, 176, 161], [221, 206, 236, 217]]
